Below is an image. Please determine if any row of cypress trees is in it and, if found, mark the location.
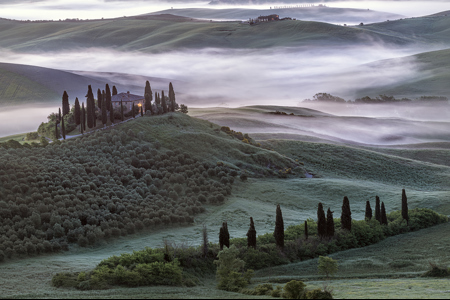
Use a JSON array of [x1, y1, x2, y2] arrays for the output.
[[144, 80, 177, 115], [216, 189, 410, 251]]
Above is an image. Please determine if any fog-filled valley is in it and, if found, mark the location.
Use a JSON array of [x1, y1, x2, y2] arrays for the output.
[[1, 1, 450, 299]]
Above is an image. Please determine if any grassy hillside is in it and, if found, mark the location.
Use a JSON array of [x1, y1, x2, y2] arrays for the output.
[[150, 6, 403, 24], [355, 47, 450, 98], [0, 16, 422, 53]]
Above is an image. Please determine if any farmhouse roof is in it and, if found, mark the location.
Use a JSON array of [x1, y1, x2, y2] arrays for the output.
[[111, 92, 144, 102]]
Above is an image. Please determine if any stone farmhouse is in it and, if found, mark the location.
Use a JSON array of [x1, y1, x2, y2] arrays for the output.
[[111, 91, 144, 111]]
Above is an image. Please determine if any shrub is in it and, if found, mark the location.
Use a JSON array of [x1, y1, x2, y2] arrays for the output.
[[422, 263, 450, 278], [282, 280, 306, 299], [304, 288, 333, 299]]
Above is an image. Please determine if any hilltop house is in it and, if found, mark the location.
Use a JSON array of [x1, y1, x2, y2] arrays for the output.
[[111, 91, 144, 111], [257, 14, 279, 22]]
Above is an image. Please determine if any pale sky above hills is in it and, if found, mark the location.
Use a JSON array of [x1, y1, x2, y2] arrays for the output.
[[0, 0, 448, 20]]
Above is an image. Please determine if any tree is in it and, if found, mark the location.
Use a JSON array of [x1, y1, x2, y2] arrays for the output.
[[169, 82, 176, 112], [81, 103, 86, 133], [202, 225, 208, 258], [381, 202, 388, 225], [105, 84, 111, 111], [144, 93, 153, 114], [246, 217, 256, 249], [304, 220, 308, 240], [365, 200, 372, 221], [155, 91, 160, 106], [54, 122, 60, 140], [282, 280, 306, 299], [273, 204, 284, 249], [140, 105, 143, 117], [97, 88, 102, 109], [214, 245, 253, 292], [86, 85, 94, 129], [62, 91, 70, 116], [219, 222, 230, 250], [341, 196, 352, 231], [402, 189, 409, 225], [101, 95, 107, 126], [61, 116, 66, 140], [74, 98, 81, 126], [318, 256, 338, 279], [375, 196, 381, 223], [58, 108, 62, 124], [161, 91, 168, 114], [180, 104, 188, 114], [109, 101, 114, 124], [112, 85, 118, 96], [132, 103, 136, 118], [326, 208, 335, 238], [317, 202, 327, 238]]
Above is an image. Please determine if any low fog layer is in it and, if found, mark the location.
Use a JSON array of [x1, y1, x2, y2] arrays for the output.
[[0, 46, 431, 107], [0, 105, 57, 137]]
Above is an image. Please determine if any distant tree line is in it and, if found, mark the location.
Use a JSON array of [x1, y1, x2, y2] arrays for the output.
[[303, 93, 449, 104]]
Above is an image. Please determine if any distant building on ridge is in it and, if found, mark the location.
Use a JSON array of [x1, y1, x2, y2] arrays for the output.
[[258, 14, 279, 22]]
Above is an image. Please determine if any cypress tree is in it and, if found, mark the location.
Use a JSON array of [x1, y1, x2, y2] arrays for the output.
[[86, 85, 94, 129], [105, 84, 111, 111], [219, 222, 230, 250], [246, 217, 256, 249], [381, 202, 388, 225], [81, 103, 86, 133], [341, 196, 352, 231], [62, 91, 70, 116], [169, 82, 176, 112], [101, 96, 107, 126], [74, 98, 80, 126], [132, 103, 136, 118], [317, 202, 327, 238], [402, 189, 409, 225], [155, 91, 160, 105], [109, 101, 114, 124], [161, 90, 168, 114], [61, 116, 66, 140], [140, 105, 143, 117], [58, 108, 62, 124], [55, 122, 60, 140], [326, 208, 335, 237], [365, 200, 372, 221], [112, 85, 118, 96], [145, 93, 153, 114], [273, 204, 284, 249], [224, 222, 230, 249], [219, 225, 224, 250], [375, 196, 381, 223], [304, 220, 308, 240], [97, 89, 102, 109], [120, 100, 124, 121]]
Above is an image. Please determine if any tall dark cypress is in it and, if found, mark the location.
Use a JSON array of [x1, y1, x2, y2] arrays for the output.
[[86, 85, 94, 129], [224, 222, 230, 249], [109, 101, 114, 124], [62, 91, 70, 116], [61, 116, 66, 140], [74, 98, 80, 126], [326, 208, 335, 237], [105, 84, 111, 111], [169, 82, 176, 112], [97, 89, 102, 109], [304, 221, 308, 240], [81, 103, 86, 133], [101, 95, 107, 126], [58, 108, 62, 124], [161, 90, 168, 114], [140, 105, 143, 117], [402, 189, 409, 225], [155, 91, 160, 106], [273, 204, 284, 249], [365, 200, 372, 221], [55, 122, 60, 140], [375, 196, 381, 223], [381, 202, 388, 225], [219, 225, 224, 250], [132, 103, 136, 118], [219, 222, 230, 250], [246, 217, 256, 249], [341, 196, 352, 231], [120, 100, 124, 121], [317, 202, 327, 238], [112, 85, 118, 96], [144, 81, 153, 113]]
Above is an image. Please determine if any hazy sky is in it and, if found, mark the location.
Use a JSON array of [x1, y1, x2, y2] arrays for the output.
[[0, 0, 448, 20]]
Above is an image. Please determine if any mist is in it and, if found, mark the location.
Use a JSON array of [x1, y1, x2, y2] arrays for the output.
[[0, 46, 428, 107], [0, 105, 57, 137]]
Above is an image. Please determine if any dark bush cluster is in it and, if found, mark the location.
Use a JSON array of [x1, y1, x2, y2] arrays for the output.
[[0, 127, 236, 261], [220, 126, 261, 147]]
